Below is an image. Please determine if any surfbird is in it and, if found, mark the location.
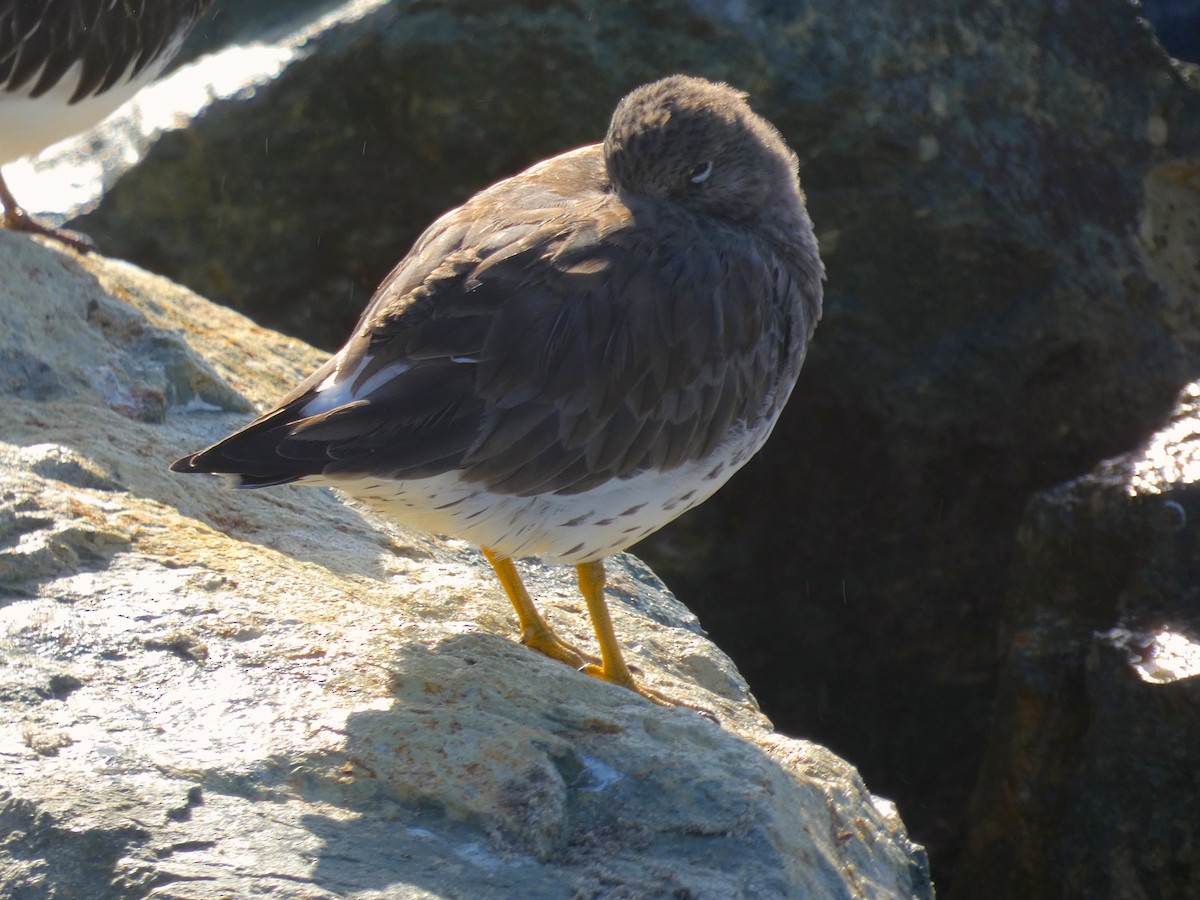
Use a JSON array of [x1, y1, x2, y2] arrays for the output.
[[0, 0, 211, 251], [172, 75, 824, 707]]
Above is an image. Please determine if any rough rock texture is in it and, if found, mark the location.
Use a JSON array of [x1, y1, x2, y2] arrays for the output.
[[953, 383, 1200, 898], [65, 0, 1200, 883], [0, 232, 932, 899]]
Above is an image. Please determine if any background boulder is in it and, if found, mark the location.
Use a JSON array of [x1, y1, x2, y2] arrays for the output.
[[954, 382, 1200, 897]]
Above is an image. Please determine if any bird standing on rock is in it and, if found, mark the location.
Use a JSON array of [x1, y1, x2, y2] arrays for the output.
[[173, 75, 824, 708], [0, 0, 212, 251]]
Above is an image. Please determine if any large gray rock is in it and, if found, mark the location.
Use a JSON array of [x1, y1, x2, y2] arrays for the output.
[[953, 381, 1200, 898], [65, 0, 1200, 882], [0, 232, 932, 899]]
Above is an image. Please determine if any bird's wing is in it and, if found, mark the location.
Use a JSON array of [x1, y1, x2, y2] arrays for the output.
[[175, 161, 806, 496], [0, 0, 207, 101]]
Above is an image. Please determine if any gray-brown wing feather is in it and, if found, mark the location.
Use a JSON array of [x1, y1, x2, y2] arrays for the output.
[[0, 0, 209, 101]]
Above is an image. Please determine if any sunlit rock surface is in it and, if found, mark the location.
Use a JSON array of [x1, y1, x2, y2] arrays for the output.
[[955, 383, 1200, 897], [0, 233, 932, 898]]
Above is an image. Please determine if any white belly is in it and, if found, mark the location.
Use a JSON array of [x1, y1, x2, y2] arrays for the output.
[[306, 421, 775, 565], [0, 59, 169, 164]]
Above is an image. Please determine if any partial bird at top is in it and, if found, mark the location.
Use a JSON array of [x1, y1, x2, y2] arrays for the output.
[[0, 0, 212, 252]]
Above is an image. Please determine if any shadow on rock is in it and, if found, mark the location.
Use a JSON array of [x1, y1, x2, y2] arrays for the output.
[[290, 634, 932, 898]]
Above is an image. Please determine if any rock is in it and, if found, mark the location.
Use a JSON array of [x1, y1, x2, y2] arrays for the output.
[[953, 382, 1200, 897], [63, 0, 1200, 883], [0, 232, 932, 898], [183, 0, 348, 63]]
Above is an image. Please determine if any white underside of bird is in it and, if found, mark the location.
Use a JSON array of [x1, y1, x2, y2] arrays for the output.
[[310, 418, 768, 566], [287, 330, 787, 564], [0, 47, 179, 165]]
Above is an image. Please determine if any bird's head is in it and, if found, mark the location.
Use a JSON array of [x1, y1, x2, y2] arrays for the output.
[[603, 75, 804, 229]]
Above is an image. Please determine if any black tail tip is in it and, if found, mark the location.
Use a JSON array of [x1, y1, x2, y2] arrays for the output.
[[169, 454, 201, 473]]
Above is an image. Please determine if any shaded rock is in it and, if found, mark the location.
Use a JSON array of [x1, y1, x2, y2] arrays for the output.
[[15, 443, 126, 493], [183, 0, 349, 62], [0, 232, 931, 898], [953, 382, 1200, 898], [66, 0, 1200, 883]]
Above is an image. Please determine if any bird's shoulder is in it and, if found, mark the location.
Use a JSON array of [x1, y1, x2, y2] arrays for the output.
[[360, 147, 619, 322], [355, 144, 790, 347], [301, 140, 808, 412]]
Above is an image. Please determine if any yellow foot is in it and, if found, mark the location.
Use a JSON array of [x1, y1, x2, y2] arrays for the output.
[[579, 662, 717, 719], [482, 549, 716, 719], [520, 624, 600, 670]]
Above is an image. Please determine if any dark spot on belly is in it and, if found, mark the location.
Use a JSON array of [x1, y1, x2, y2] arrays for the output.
[[620, 503, 646, 517]]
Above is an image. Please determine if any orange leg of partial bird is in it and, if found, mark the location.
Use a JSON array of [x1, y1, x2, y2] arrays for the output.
[[0, 170, 96, 253], [482, 548, 598, 669]]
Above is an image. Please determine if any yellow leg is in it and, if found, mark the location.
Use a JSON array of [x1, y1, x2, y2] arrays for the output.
[[482, 548, 597, 669], [575, 559, 684, 708], [483, 551, 707, 714]]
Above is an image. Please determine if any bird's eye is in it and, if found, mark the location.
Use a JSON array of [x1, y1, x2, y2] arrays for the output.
[[689, 160, 714, 184]]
